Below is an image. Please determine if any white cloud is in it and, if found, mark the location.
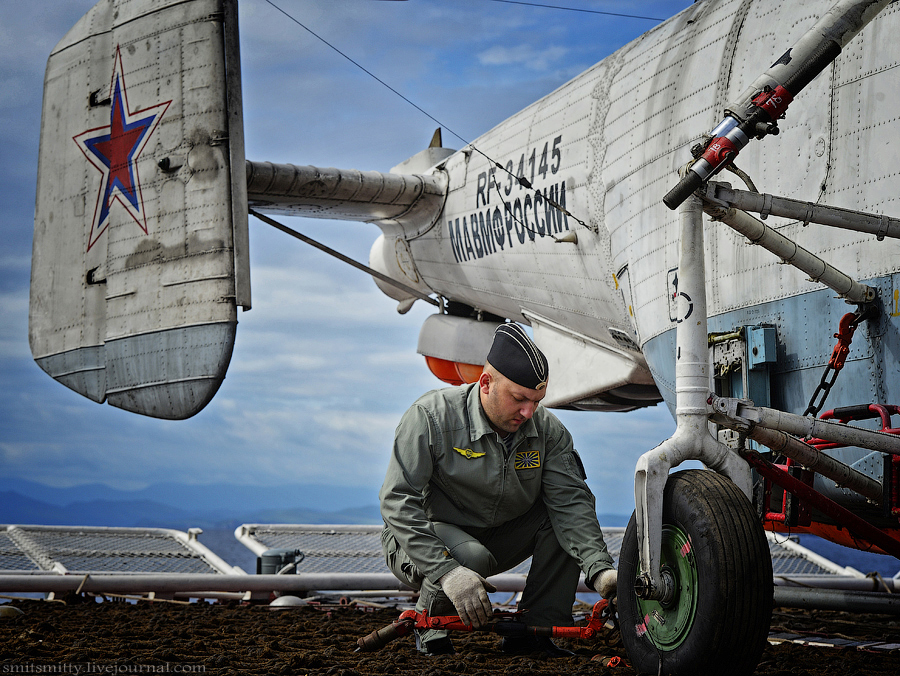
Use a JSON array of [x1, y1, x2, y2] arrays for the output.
[[0, 255, 30, 272], [478, 45, 568, 71], [0, 290, 30, 360]]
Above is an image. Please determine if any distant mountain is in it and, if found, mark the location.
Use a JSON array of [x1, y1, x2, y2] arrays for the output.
[[0, 492, 67, 525], [0, 477, 380, 513], [0, 478, 381, 530], [0, 487, 382, 531], [0, 478, 631, 531]]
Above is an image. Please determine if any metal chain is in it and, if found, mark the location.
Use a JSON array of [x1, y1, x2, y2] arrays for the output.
[[802, 308, 872, 417]]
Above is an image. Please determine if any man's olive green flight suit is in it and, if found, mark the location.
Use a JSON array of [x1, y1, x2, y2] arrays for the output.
[[380, 383, 614, 645]]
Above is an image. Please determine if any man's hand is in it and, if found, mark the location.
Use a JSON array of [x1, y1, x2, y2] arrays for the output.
[[438, 566, 497, 628], [593, 569, 617, 599]]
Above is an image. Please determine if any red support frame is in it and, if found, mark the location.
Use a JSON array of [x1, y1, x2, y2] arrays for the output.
[[743, 449, 900, 559]]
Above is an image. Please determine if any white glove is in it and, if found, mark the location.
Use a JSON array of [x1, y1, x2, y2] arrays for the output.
[[438, 566, 496, 628], [594, 569, 617, 599]]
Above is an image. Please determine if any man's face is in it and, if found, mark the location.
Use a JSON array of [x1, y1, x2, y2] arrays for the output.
[[479, 368, 546, 435]]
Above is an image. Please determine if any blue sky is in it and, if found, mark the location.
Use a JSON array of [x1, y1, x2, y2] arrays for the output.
[[0, 1, 693, 513]]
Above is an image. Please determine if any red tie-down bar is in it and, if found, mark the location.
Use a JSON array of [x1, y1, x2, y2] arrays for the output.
[[356, 598, 613, 652]]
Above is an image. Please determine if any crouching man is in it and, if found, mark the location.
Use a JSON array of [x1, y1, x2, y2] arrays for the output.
[[379, 323, 617, 657]]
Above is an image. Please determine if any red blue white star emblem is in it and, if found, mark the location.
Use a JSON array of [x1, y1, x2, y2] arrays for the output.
[[73, 46, 171, 252]]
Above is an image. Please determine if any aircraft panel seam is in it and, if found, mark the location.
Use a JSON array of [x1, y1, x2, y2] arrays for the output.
[[416, 278, 623, 329], [601, 105, 714, 195], [609, 0, 734, 74], [833, 59, 900, 87], [49, 0, 217, 58], [712, 0, 753, 114], [603, 36, 726, 130], [605, 162, 681, 222], [602, 97, 715, 173], [416, 255, 622, 310], [833, 3, 900, 87], [830, 116, 900, 140]]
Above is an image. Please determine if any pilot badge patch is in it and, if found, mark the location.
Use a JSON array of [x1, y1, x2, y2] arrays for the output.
[[454, 447, 485, 460], [515, 450, 541, 470]]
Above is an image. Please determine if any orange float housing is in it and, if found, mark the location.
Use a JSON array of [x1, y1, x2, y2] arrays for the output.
[[424, 356, 483, 386], [417, 313, 501, 386]]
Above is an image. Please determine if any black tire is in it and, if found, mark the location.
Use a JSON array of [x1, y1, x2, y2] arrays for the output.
[[618, 469, 773, 676]]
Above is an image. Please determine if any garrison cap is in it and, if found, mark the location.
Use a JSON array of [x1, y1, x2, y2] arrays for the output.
[[487, 324, 549, 391]]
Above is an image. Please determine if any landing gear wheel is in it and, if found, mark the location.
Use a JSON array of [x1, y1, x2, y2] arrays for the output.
[[618, 469, 773, 676]]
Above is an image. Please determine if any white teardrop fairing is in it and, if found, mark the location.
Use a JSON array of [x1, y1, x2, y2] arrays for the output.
[[368, 234, 435, 302]]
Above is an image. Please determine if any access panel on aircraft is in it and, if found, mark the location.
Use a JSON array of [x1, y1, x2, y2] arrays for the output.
[[29, 0, 249, 419]]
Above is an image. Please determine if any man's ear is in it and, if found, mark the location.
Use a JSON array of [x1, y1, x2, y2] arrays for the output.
[[478, 370, 492, 395]]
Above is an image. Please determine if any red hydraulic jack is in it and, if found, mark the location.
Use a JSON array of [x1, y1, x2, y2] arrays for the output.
[[356, 598, 613, 652]]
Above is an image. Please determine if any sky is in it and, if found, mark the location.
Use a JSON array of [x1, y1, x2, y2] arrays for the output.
[[0, 0, 694, 514]]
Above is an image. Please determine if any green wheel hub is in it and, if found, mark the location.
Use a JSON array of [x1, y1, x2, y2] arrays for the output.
[[636, 523, 699, 650]]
